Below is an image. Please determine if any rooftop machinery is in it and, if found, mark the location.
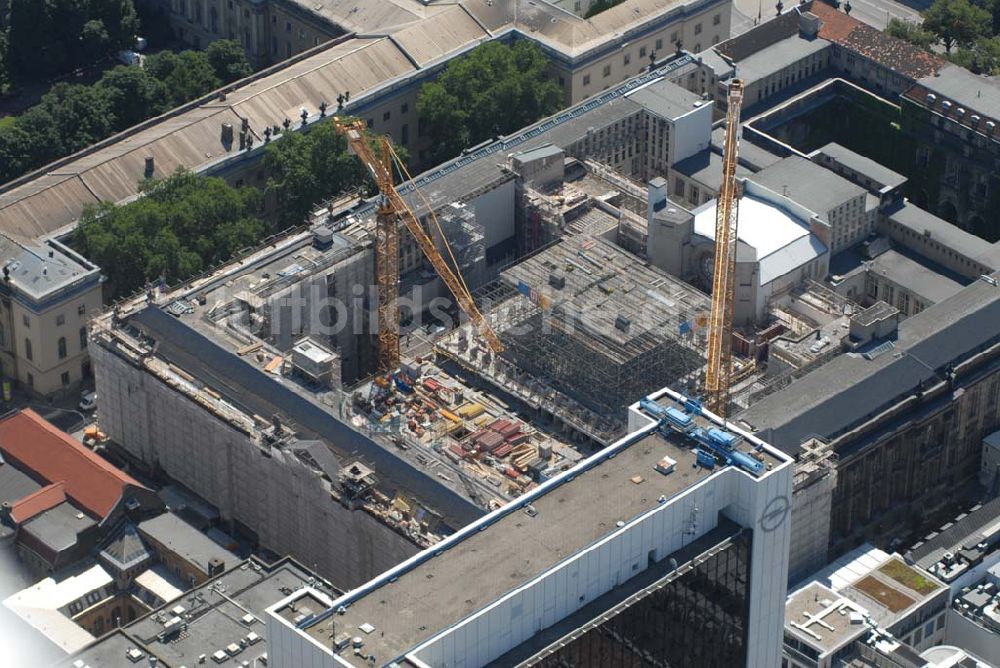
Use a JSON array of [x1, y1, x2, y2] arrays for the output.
[[639, 396, 764, 476], [704, 79, 745, 417], [333, 118, 504, 371]]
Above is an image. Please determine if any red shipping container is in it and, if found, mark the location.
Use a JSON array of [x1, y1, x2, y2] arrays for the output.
[[488, 419, 511, 433], [478, 432, 505, 452], [505, 432, 529, 446], [492, 443, 513, 459], [505, 467, 520, 479], [423, 378, 444, 393], [497, 421, 520, 437]]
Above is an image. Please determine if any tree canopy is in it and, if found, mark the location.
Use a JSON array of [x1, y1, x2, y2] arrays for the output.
[[0, 42, 250, 186], [75, 170, 269, 297], [885, 18, 937, 50], [263, 121, 393, 229], [922, 0, 991, 52], [417, 41, 563, 164], [6, 0, 139, 81]]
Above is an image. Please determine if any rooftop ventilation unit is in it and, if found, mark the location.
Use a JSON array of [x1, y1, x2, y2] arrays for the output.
[[926, 93, 936, 103]]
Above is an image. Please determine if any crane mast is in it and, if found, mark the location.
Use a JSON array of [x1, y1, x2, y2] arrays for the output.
[[704, 79, 745, 417], [333, 118, 503, 371]]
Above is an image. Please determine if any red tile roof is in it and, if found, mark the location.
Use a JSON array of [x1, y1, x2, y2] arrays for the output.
[[0, 409, 146, 519], [811, 2, 942, 79], [9, 482, 66, 523]]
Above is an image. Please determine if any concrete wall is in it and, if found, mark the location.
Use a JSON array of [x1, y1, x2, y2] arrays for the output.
[[669, 102, 713, 166], [91, 342, 419, 588]]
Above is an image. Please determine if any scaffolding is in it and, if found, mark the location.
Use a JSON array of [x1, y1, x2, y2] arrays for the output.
[[444, 236, 709, 436]]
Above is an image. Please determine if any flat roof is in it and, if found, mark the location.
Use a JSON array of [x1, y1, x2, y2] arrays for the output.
[[785, 582, 867, 655], [138, 513, 236, 574], [3, 563, 112, 653], [300, 402, 783, 665], [751, 155, 866, 219], [21, 501, 96, 553], [813, 142, 907, 191], [61, 557, 332, 668], [734, 33, 830, 86], [885, 201, 996, 269], [868, 248, 966, 304], [738, 270, 1000, 453], [626, 78, 706, 121], [673, 148, 753, 191]]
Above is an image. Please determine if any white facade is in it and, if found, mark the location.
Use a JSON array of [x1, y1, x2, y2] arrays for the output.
[[266, 386, 794, 668]]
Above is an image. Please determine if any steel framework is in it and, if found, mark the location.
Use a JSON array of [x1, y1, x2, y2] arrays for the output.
[[333, 118, 503, 370], [704, 80, 745, 417]]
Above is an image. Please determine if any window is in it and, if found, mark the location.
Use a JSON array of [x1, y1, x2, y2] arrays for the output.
[[656, 38, 663, 50], [691, 186, 700, 202], [56, 314, 65, 326], [401, 124, 409, 145], [271, 14, 276, 23], [58, 337, 67, 360], [24, 338, 32, 361], [694, 43, 701, 52], [61, 371, 70, 387], [77, 304, 86, 316], [299, 28, 305, 40], [674, 179, 685, 198], [314, 36, 320, 46], [366, 118, 374, 129], [26, 373, 33, 388], [624, 52, 631, 66], [286, 41, 292, 58], [713, 13, 721, 25], [22, 314, 29, 328], [602, 64, 611, 78], [401, 102, 409, 114], [383, 111, 391, 121], [640, 46, 647, 58], [694, 23, 702, 35], [286, 20, 292, 33], [80, 327, 88, 351], [583, 74, 591, 86]]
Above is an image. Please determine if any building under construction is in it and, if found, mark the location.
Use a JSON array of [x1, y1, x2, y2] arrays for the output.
[[438, 235, 710, 443]]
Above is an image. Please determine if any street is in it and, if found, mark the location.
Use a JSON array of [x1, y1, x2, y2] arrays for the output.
[[730, 0, 929, 36]]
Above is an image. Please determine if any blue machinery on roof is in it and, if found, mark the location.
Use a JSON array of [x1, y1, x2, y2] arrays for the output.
[[639, 397, 766, 476]]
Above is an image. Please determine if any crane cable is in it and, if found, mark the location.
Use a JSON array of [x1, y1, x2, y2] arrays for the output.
[[387, 145, 475, 302]]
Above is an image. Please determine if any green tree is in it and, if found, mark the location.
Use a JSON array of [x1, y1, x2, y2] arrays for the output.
[[0, 31, 11, 96], [206, 40, 252, 83], [6, 0, 140, 80], [98, 65, 169, 130], [922, 0, 991, 52], [885, 18, 937, 50], [263, 122, 370, 228], [146, 50, 221, 106], [76, 170, 267, 297], [951, 35, 1000, 72], [38, 82, 117, 155], [0, 120, 37, 183], [417, 41, 562, 164], [81, 19, 112, 64], [584, 0, 626, 18]]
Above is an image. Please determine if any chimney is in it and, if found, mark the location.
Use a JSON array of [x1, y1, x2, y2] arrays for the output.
[[144, 155, 155, 177], [799, 11, 821, 37], [647, 177, 668, 224], [221, 123, 234, 148]]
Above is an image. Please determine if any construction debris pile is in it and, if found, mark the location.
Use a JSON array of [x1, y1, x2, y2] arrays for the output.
[[350, 359, 581, 505]]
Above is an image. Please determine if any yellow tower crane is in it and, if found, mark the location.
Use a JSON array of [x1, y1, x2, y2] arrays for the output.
[[333, 118, 503, 371], [704, 79, 745, 417]]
